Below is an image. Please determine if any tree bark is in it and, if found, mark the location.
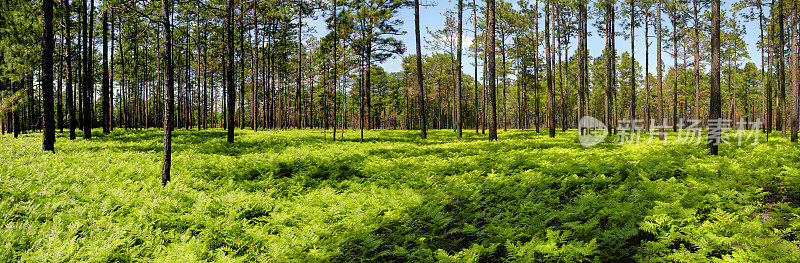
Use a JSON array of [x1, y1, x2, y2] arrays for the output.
[[65, 0, 76, 140], [487, 0, 498, 140], [694, 0, 701, 136], [545, 0, 554, 138], [414, 0, 427, 139], [456, 0, 463, 138], [42, 0, 55, 151], [226, 0, 235, 143], [161, 0, 174, 185], [791, 0, 799, 142], [296, 2, 303, 129], [81, 0, 92, 139], [708, 0, 721, 155], [645, 5, 651, 130], [656, 0, 664, 140], [102, 11, 110, 133], [630, 0, 636, 122], [604, 2, 614, 134], [779, 0, 786, 135]]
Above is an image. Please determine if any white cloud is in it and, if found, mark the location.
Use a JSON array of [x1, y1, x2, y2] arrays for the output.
[[431, 34, 474, 51]]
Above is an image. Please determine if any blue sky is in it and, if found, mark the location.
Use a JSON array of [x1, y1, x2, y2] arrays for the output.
[[306, 1, 762, 79]]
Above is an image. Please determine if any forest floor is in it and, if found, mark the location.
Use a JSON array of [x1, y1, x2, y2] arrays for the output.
[[2, 128, 800, 262]]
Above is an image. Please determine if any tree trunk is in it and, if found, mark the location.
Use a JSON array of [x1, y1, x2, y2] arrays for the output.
[[672, 19, 678, 131], [456, 0, 463, 138], [501, 27, 507, 131], [161, 0, 174, 185], [656, 0, 664, 140], [239, 7, 245, 129], [645, 7, 651, 130], [102, 11, 110, 133], [415, 0, 427, 139], [226, 0, 235, 142], [791, 0, 799, 142], [577, 1, 585, 134], [779, 0, 786, 135], [367, 44, 373, 131], [473, 0, 479, 133], [81, 0, 92, 139], [487, 0, 498, 140], [545, 0, 554, 138], [58, 20, 64, 133], [694, 0, 701, 136], [13, 81, 20, 138], [709, 0, 721, 155], [630, 0, 636, 122], [65, 0, 76, 140], [604, 2, 614, 134], [296, 2, 303, 129], [42, 0, 55, 151], [109, 14, 114, 131], [333, 0, 338, 139]]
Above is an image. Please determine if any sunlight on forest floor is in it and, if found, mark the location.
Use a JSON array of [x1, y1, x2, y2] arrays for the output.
[[2, 128, 800, 261]]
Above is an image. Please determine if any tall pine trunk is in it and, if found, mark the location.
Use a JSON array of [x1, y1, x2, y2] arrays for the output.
[[42, 0, 55, 151], [694, 0, 701, 136], [456, 0, 463, 138], [709, 0, 721, 155], [604, 2, 614, 134], [656, 0, 664, 140], [65, 0, 75, 140], [779, 0, 786, 135], [545, 0, 554, 138], [226, 0, 235, 143], [102, 11, 110, 133], [161, 0, 174, 185], [629, 0, 636, 122], [81, 0, 92, 139], [487, 0, 498, 140], [415, 0, 427, 139], [296, 2, 303, 129], [474, 0, 479, 133], [790, 0, 799, 142]]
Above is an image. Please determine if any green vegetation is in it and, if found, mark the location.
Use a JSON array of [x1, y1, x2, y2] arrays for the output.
[[3, 129, 800, 262]]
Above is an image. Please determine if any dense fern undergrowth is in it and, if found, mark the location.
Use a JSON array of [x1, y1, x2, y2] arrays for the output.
[[2, 128, 800, 262]]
